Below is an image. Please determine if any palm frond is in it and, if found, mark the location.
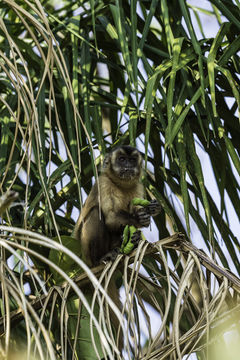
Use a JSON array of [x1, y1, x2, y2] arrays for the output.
[[0, 0, 239, 358]]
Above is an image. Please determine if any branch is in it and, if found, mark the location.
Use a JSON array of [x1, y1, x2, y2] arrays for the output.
[[162, 234, 240, 292], [1, 232, 240, 335]]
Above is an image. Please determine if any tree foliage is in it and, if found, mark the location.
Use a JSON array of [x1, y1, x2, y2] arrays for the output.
[[0, 0, 239, 359]]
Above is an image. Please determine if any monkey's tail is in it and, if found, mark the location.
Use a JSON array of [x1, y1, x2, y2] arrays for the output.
[[107, 278, 124, 351]]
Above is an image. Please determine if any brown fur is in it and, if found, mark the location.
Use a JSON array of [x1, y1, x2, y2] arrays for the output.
[[73, 146, 148, 350], [74, 146, 144, 266]]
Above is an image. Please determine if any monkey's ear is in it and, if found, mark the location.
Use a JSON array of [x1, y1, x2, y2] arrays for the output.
[[102, 153, 111, 169]]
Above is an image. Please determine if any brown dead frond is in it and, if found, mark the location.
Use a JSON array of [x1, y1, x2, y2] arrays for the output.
[[0, 228, 239, 359]]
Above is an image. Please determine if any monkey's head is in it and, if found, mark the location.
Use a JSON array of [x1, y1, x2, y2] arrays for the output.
[[102, 146, 142, 184]]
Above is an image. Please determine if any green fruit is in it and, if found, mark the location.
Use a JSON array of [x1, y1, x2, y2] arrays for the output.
[[132, 197, 150, 206], [121, 225, 138, 254]]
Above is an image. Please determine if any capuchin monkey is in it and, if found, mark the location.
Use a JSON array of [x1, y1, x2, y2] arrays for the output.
[[73, 145, 161, 267], [73, 145, 160, 351]]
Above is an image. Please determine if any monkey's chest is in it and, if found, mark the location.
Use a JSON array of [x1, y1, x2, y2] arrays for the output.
[[99, 176, 144, 214], [108, 185, 138, 212]]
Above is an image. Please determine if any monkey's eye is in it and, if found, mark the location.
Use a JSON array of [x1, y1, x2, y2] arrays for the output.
[[118, 156, 125, 162]]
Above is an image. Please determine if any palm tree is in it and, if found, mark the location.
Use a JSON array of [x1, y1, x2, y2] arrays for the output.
[[0, 0, 239, 359]]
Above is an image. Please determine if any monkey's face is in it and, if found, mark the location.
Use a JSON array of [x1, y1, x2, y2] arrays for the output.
[[105, 146, 142, 181]]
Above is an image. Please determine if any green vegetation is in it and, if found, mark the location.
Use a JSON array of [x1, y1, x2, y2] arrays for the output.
[[0, 0, 239, 359]]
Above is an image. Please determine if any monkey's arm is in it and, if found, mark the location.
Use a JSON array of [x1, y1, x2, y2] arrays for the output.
[[111, 199, 161, 227], [104, 199, 161, 230], [104, 206, 151, 230], [79, 206, 111, 266]]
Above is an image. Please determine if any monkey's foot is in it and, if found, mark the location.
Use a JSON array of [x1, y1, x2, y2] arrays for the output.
[[130, 230, 141, 244], [100, 248, 120, 263], [146, 200, 161, 217]]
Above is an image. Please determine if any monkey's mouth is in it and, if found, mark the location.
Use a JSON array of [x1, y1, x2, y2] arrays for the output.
[[119, 168, 136, 179]]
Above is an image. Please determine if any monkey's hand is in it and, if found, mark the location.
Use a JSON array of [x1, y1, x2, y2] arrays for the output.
[[145, 199, 161, 217], [133, 198, 161, 219], [136, 207, 151, 227]]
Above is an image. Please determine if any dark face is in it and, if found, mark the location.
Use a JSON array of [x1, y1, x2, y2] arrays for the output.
[[111, 146, 142, 181]]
